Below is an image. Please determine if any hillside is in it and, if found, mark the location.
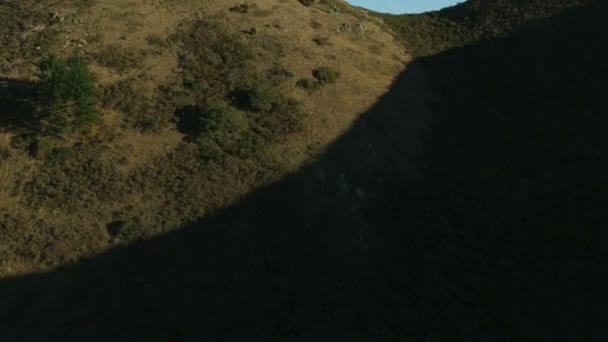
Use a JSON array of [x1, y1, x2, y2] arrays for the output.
[[1, 0, 607, 341], [0, 0, 407, 274], [379, 0, 595, 56]]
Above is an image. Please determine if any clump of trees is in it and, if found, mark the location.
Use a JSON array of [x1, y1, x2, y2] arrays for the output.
[[36, 51, 99, 136]]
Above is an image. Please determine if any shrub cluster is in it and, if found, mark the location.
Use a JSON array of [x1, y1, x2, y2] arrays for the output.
[[297, 66, 341, 91], [182, 102, 250, 161], [313, 67, 340, 85], [234, 84, 303, 142], [169, 19, 303, 159]]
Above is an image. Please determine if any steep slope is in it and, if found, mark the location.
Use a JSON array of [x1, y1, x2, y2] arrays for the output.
[[0, 0, 607, 341], [1, 1, 607, 339]]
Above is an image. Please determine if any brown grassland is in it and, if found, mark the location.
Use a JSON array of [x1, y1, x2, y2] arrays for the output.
[[0, 0, 410, 275]]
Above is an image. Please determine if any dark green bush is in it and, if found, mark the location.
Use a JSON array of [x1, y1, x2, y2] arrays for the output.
[[232, 84, 281, 113], [296, 66, 340, 91], [185, 102, 249, 161], [296, 78, 318, 90], [108, 219, 139, 239], [313, 36, 330, 46], [298, 0, 314, 6], [313, 67, 340, 85], [36, 51, 99, 136]]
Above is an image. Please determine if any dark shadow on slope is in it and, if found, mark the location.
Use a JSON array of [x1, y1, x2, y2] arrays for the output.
[[174, 105, 202, 135], [1, 3, 607, 341], [0, 78, 40, 132]]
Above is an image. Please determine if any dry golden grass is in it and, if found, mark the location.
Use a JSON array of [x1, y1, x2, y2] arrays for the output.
[[0, 0, 411, 275]]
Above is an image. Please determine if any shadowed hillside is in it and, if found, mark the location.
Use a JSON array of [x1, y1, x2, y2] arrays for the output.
[[1, 1, 607, 341], [380, 0, 595, 56]]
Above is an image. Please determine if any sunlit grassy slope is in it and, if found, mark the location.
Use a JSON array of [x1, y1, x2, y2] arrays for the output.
[[0, 0, 407, 274]]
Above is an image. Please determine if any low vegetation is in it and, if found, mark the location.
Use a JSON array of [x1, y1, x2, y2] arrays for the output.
[[93, 45, 144, 73], [297, 66, 341, 91]]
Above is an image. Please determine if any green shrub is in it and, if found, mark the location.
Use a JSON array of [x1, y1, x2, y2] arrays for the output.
[[108, 219, 139, 239], [298, 0, 314, 6], [296, 66, 340, 91], [232, 84, 281, 113], [313, 36, 330, 46], [267, 64, 293, 85], [249, 97, 303, 142], [313, 67, 340, 85], [36, 51, 99, 136], [296, 78, 318, 90], [184, 102, 249, 161], [169, 19, 257, 104]]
